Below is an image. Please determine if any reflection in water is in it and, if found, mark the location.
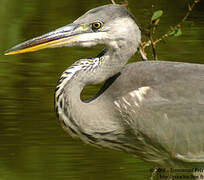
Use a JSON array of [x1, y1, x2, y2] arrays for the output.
[[0, 0, 204, 179]]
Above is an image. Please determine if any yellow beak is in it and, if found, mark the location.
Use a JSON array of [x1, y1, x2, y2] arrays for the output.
[[5, 23, 87, 55]]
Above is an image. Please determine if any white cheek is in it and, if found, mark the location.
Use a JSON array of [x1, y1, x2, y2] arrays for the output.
[[77, 32, 108, 46], [106, 40, 119, 49], [80, 41, 97, 47]]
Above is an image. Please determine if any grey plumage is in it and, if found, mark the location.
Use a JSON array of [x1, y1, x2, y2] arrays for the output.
[[108, 61, 204, 167], [5, 4, 204, 168]]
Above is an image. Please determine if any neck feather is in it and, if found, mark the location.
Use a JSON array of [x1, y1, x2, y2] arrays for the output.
[[55, 43, 137, 143]]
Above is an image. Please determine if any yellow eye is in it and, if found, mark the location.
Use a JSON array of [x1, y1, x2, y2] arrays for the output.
[[92, 22, 103, 30]]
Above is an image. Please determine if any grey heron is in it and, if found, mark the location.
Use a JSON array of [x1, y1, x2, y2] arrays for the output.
[[5, 4, 204, 168]]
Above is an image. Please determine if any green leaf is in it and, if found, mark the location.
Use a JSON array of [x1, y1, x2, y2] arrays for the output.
[[169, 28, 182, 37], [174, 28, 182, 37], [153, 19, 160, 26], [151, 10, 163, 21]]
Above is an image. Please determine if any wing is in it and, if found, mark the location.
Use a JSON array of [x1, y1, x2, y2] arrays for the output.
[[104, 61, 204, 165]]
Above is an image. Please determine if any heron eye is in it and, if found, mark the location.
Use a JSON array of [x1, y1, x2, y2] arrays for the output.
[[92, 22, 103, 31]]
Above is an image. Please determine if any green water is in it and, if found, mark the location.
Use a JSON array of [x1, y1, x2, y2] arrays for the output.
[[0, 0, 203, 179]]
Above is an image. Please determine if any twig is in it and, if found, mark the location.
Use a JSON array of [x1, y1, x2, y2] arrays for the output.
[[121, 0, 128, 7], [147, 18, 159, 60], [150, 168, 158, 180], [149, 33, 157, 60], [183, 0, 199, 22], [111, 0, 116, 4], [138, 44, 148, 61], [143, 31, 169, 48], [110, 0, 128, 7]]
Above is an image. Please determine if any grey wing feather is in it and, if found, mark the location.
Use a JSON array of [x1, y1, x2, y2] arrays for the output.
[[105, 61, 204, 165]]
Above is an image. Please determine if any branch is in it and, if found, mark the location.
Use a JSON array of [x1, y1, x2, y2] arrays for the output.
[[110, 0, 116, 4], [110, 0, 128, 7], [138, 43, 148, 61], [149, 33, 157, 60], [140, 0, 200, 59]]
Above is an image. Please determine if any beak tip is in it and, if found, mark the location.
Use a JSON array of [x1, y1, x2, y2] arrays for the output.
[[4, 47, 29, 55], [4, 51, 10, 56], [4, 50, 15, 56], [4, 52, 10, 56]]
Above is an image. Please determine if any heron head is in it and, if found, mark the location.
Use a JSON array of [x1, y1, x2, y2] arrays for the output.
[[5, 4, 141, 55]]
